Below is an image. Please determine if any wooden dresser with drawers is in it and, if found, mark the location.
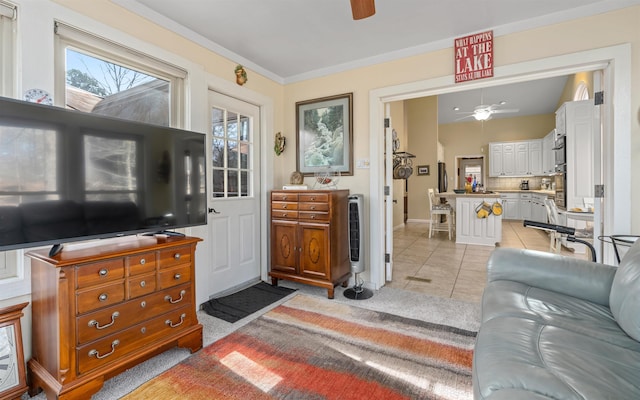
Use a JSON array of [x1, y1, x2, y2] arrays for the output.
[[27, 235, 202, 400], [269, 189, 350, 298]]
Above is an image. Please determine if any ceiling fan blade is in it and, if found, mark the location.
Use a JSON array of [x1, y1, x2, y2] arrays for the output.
[[455, 114, 476, 121], [351, 0, 376, 20], [491, 108, 520, 114]]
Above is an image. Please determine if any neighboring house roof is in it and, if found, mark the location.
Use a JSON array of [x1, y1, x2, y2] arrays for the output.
[[65, 86, 102, 112], [65, 80, 169, 126], [91, 80, 169, 126]]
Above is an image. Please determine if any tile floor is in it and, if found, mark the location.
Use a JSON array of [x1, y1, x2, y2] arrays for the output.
[[389, 220, 589, 303]]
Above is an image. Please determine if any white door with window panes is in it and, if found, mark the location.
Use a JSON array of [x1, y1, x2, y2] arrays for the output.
[[204, 91, 261, 299]]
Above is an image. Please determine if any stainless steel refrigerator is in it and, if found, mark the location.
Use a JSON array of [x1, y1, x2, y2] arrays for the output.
[[438, 162, 448, 193]]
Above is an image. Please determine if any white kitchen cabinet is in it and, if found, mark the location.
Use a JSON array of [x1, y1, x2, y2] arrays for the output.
[[500, 193, 520, 220], [528, 140, 543, 175], [531, 193, 548, 223], [489, 142, 516, 177], [489, 143, 504, 177], [515, 142, 529, 175], [455, 197, 502, 246], [558, 100, 597, 210], [542, 130, 556, 174], [489, 139, 543, 177], [519, 193, 532, 220]]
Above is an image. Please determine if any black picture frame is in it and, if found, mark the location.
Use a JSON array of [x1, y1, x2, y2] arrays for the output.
[[417, 165, 430, 175]]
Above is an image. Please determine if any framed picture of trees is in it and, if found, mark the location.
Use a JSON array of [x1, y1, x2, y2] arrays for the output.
[[296, 93, 353, 176]]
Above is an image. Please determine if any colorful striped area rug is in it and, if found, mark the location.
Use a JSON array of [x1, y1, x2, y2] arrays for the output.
[[123, 294, 476, 400]]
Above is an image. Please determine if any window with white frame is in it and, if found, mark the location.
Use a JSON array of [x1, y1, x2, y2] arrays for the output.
[[0, 1, 24, 298], [54, 22, 187, 128], [0, 0, 16, 97]]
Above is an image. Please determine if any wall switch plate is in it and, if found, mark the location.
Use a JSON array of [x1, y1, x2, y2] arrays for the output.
[[356, 159, 370, 169]]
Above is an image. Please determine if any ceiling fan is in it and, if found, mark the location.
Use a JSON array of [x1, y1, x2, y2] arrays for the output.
[[350, 0, 376, 20], [456, 103, 520, 121]]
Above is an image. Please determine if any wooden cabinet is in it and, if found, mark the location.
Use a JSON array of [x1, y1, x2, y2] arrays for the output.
[[27, 236, 202, 400], [270, 190, 350, 299]]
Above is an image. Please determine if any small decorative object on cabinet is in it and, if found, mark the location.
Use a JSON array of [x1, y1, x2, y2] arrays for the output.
[[270, 190, 351, 299], [27, 236, 202, 400], [0, 302, 29, 400]]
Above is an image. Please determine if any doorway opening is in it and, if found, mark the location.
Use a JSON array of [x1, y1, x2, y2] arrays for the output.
[[372, 44, 631, 290]]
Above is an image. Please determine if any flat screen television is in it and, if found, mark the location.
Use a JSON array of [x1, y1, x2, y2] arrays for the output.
[[0, 96, 206, 255]]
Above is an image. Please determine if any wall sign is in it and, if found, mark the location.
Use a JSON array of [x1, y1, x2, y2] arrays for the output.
[[454, 30, 493, 83]]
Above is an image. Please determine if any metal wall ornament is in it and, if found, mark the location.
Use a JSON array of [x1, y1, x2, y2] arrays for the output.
[[274, 132, 286, 156], [234, 65, 248, 85]]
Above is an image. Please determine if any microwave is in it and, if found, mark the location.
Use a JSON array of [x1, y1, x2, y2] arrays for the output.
[[554, 134, 566, 170]]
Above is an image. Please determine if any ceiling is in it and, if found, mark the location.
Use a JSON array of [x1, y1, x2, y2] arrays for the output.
[[112, 0, 638, 122]]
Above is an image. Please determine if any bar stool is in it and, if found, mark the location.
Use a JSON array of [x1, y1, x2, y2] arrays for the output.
[[428, 188, 453, 240]]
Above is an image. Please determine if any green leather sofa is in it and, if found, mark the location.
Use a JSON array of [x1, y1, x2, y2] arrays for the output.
[[473, 240, 640, 399]]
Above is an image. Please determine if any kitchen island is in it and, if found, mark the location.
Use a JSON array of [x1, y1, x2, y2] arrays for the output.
[[438, 192, 502, 246]]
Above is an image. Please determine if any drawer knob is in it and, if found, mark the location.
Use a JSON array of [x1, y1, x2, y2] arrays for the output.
[[140, 280, 146, 287], [88, 339, 120, 359], [99, 268, 108, 276], [282, 204, 287, 209], [140, 258, 146, 265], [164, 290, 187, 304], [140, 301, 146, 308], [311, 197, 316, 200], [310, 206, 316, 210], [174, 273, 182, 280], [166, 313, 186, 328], [174, 253, 181, 260], [141, 327, 146, 334], [311, 215, 316, 219], [88, 311, 120, 330], [98, 293, 108, 302]]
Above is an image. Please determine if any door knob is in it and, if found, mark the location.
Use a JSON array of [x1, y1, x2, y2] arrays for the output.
[[208, 208, 221, 214]]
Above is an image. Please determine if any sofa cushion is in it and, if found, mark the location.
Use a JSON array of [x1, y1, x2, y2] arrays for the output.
[[610, 239, 640, 341], [482, 281, 637, 349], [473, 316, 640, 400]]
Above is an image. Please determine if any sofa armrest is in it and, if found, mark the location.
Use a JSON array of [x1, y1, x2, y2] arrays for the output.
[[486, 248, 617, 306]]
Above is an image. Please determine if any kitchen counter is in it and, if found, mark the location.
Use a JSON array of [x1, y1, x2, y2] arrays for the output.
[[438, 189, 554, 197], [438, 192, 501, 198], [435, 193, 503, 246], [494, 189, 556, 197]]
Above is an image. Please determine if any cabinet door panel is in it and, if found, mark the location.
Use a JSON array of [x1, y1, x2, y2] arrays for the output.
[[502, 144, 516, 175], [299, 222, 330, 280], [515, 142, 529, 175], [489, 143, 503, 177], [271, 220, 298, 274]]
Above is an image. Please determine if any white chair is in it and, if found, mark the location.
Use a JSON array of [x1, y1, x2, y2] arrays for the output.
[[544, 199, 563, 253], [428, 188, 453, 240]]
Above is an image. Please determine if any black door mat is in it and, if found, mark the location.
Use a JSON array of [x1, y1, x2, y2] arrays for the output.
[[202, 282, 296, 323]]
